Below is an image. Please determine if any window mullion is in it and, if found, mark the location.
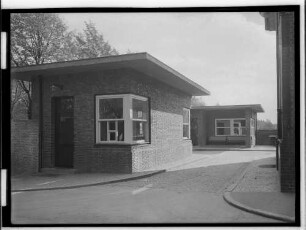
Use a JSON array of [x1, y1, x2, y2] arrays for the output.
[[124, 95, 132, 143], [96, 98, 100, 143], [107, 121, 110, 141], [115, 121, 118, 141], [188, 109, 190, 138]]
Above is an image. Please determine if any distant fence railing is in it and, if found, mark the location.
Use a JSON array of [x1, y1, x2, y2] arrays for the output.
[[256, 129, 277, 145]]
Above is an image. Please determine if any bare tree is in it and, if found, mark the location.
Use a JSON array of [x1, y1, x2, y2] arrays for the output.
[[11, 15, 121, 119], [191, 96, 206, 107], [11, 13, 70, 119], [73, 21, 119, 59]]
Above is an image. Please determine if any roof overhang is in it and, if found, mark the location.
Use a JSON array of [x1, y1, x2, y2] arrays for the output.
[[11, 52, 210, 96], [191, 104, 264, 113]]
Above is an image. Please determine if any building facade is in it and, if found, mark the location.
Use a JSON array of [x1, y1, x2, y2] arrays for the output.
[[11, 53, 209, 173], [260, 11, 297, 192], [191, 105, 264, 148]]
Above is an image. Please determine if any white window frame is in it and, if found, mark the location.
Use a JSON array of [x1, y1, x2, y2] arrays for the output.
[[95, 94, 149, 144], [183, 108, 190, 139], [131, 95, 149, 144], [215, 118, 246, 137]]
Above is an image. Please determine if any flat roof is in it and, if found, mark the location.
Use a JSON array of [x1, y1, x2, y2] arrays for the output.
[[191, 104, 264, 113], [11, 52, 210, 96]]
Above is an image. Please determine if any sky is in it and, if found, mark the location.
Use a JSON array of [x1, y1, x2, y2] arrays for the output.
[[59, 12, 277, 123]]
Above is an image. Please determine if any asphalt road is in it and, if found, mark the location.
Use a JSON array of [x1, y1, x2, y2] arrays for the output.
[[11, 150, 280, 224]]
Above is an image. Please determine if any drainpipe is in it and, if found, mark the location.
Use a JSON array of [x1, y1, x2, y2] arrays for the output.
[[38, 76, 43, 172], [276, 13, 282, 171]]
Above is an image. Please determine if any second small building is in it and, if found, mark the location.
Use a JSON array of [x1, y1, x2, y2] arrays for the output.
[[191, 104, 264, 147]]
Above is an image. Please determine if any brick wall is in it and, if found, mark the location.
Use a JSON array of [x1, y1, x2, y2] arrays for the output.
[[278, 12, 296, 193], [256, 130, 277, 145], [31, 68, 192, 173], [11, 120, 39, 175]]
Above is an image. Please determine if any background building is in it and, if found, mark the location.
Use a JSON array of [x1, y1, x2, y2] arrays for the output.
[[191, 104, 264, 147]]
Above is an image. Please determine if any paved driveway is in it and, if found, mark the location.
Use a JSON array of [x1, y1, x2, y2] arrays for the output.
[[11, 150, 278, 224]]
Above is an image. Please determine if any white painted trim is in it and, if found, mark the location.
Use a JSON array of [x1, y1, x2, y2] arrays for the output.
[[125, 95, 132, 143]]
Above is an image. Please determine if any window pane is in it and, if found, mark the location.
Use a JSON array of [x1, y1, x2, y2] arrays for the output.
[[118, 121, 124, 141], [100, 121, 107, 141], [133, 121, 148, 141], [217, 127, 230, 135], [109, 132, 116, 141], [183, 124, 189, 138], [242, 128, 246, 135], [132, 98, 148, 120], [217, 120, 230, 127], [233, 127, 240, 135], [109, 121, 116, 131], [99, 98, 123, 119], [234, 119, 246, 127], [183, 109, 189, 123]]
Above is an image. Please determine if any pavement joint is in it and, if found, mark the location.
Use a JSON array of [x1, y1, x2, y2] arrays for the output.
[[225, 162, 252, 192]]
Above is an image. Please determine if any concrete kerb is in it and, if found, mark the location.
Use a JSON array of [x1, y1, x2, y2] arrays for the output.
[[12, 153, 212, 193], [12, 170, 166, 193], [222, 161, 295, 223], [223, 192, 295, 223]]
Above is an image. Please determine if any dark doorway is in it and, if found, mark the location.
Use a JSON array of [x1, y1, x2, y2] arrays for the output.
[[191, 117, 198, 146], [54, 97, 74, 168]]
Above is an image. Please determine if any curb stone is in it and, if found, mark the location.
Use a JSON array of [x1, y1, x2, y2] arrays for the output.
[[12, 170, 166, 192], [223, 192, 295, 223]]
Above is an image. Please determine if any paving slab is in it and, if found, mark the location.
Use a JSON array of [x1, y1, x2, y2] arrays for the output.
[[223, 156, 296, 223], [230, 192, 295, 219], [11, 153, 210, 192]]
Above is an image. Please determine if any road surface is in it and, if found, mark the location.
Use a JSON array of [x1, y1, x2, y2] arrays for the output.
[[12, 150, 279, 224]]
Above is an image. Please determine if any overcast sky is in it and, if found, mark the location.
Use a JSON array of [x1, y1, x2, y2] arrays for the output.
[[59, 12, 277, 123]]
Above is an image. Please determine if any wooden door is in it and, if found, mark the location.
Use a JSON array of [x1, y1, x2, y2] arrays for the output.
[[54, 97, 74, 168]]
